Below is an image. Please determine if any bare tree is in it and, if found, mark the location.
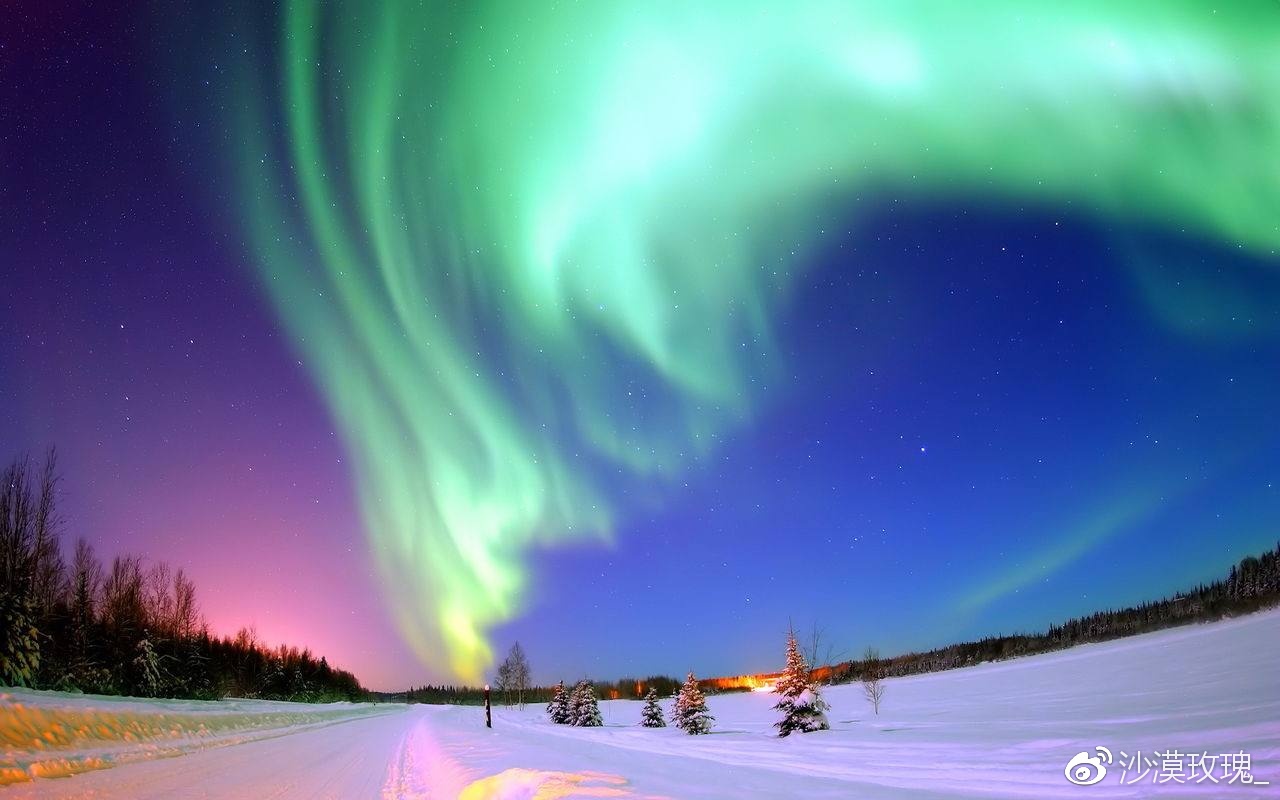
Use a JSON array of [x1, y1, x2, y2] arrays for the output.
[[862, 646, 886, 715], [234, 625, 260, 650], [494, 655, 513, 705], [101, 555, 146, 633], [0, 457, 35, 597], [510, 642, 530, 708], [172, 568, 199, 640], [801, 623, 847, 685], [147, 561, 174, 637], [69, 538, 103, 653], [494, 642, 531, 708], [0, 452, 64, 609], [1, 456, 40, 685], [30, 450, 65, 618]]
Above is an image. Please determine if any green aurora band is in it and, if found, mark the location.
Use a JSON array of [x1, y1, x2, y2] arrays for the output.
[[223, 1, 1279, 680]]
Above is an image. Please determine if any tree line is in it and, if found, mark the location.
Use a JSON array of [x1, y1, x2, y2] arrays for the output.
[[821, 541, 1280, 684], [396, 675, 687, 706], [0, 451, 364, 701], [396, 650, 686, 708]]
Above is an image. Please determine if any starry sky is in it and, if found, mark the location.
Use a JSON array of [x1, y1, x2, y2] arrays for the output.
[[2, 1, 1278, 690]]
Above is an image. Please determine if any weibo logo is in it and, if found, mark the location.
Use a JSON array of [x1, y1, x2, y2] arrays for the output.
[[1065, 747, 1113, 786]]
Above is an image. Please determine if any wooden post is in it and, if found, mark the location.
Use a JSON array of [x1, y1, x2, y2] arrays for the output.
[[484, 684, 492, 728]]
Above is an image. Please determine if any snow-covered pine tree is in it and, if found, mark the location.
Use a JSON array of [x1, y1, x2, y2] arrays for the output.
[[0, 587, 39, 687], [133, 632, 164, 698], [672, 672, 714, 735], [640, 687, 666, 728], [546, 680, 571, 724], [773, 627, 830, 736], [568, 679, 602, 727]]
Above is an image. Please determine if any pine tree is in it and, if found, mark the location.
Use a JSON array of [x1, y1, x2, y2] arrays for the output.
[[672, 672, 714, 735], [133, 633, 164, 697], [568, 680, 602, 727], [640, 687, 666, 728], [546, 680, 571, 724], [0, 587, 39, 687], [773, 627, 830, 736]]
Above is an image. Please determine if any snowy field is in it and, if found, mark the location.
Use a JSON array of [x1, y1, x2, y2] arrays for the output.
[[2, 610, 1278, 798]]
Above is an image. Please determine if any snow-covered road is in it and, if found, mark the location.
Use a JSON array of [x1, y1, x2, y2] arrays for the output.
[[4, 610, 1278, 798]]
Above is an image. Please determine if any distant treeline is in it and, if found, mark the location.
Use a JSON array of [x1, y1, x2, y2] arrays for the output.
[[818, 541, 1280, 684], [389, 675, 686, 706], [0, 452, 364, 702]]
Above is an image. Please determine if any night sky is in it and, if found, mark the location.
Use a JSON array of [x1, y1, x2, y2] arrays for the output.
[[2, 2, 1278, 690]]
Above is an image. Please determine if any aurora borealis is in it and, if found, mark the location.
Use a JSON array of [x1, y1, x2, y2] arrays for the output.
[[3, 1, 1279, 687]]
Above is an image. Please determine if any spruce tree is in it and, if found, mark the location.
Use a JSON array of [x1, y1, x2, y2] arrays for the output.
[[672, 672, 714, 734], [773, 627, 830, 736], [0, 587, 39, 687], [640, 687, 666, 728], [568, 679, 602, 727], [546, 680, 571, 724], [133, 633, 164, 697]]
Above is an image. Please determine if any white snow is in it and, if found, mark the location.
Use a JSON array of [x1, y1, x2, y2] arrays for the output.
[[3, 610, 1278, 798]]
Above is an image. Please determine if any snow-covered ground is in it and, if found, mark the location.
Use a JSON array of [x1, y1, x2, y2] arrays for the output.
[[3, 610, 1278, 798]]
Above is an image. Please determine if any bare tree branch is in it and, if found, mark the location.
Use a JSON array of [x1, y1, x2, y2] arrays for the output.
[[862, 646, 886, 715]]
